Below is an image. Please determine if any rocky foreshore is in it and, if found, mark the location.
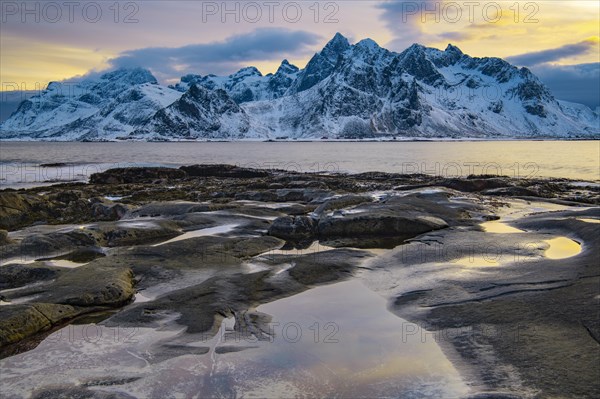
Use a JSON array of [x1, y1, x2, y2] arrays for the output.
[[1, 164, 599, 398]]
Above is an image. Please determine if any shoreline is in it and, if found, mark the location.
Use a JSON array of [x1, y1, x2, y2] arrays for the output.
[[1, 138, 600, 143], [0, 164, 598, 397]]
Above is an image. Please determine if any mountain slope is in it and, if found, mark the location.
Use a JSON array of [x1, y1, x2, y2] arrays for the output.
[[131, 84, 250, 140], [0, 68, 182, 140]]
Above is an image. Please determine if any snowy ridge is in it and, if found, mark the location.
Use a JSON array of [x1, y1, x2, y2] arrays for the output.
[[1, 34, 598, 140], [131, 85, 249, 140]]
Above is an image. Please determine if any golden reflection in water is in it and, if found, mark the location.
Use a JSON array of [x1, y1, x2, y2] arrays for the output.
[[543, 237, 582, 259], [578, 218, 600, 224], [480, 221, 524, 234]]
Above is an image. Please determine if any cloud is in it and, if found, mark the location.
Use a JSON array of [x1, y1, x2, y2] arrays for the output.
[[437, 31, 474, 41], [376, 0, 439, 49], [507, 38, 599, 66], [107, 28, 322, 80], [533, 63, 600, 108]]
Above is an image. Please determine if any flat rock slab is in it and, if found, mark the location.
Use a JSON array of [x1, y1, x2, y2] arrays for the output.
[[4, 264, 135, 308], [0, 303, 79, 347]]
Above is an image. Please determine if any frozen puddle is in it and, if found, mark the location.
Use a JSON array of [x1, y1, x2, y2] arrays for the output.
[[264, 240, 337, 256], [0, 280, 470, 398], [42, 259, 88, 268], [543, 237, 582, 259], [152, 223, 238, 247], [481, 220, 524, 234], [117, 220, 160, 230], [134, 292, 154, 303]]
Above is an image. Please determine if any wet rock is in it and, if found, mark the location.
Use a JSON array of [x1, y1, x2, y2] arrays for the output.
[[106, 271, 285, 335], [91, 220, 182, 247], [320, 236, 410, 249], [90, 167, 186, 184], [30, 387, 137, 399], [90, 200, 130, 220], [3, 264, 135, 308], [108, 247, 367, 337], [130, 201, 220, 217], [46, 190, 82, 203], [0, 229, 11, 245], [134, 202, 239, 219], [88, 235, 285, 291], [234, 191, 279, 202], [229, 205, 285, 219], [317, 210, 447, 238], [383, 192, 480, 226], [180, 164, 269, 178], [38, 246, 106, 263], [483, 186, 540, 197], [0, 192, 48, 230], [439, 178, 509, 192], [81, 377, 143, 387], [0, 191, 96, 231], [235, 189, 331, 203], [277, 203, 311, 215], [2, 229, 99, 261], [268, 216, 316, 241], [276, 188, 331, 202], [0, 263, 64, 290], [214, 345, 258, 354], [312, 194, 373, 216], [286, 249, 372, 285], [0, 303, 79, 348], [284, 180, 328, 189], [105, 246, 370, 337]]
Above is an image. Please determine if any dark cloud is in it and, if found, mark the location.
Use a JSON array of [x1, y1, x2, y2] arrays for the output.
[[507, 38, 599, 66], [108, 28, 322, 78], [533, 63, 600, 108]]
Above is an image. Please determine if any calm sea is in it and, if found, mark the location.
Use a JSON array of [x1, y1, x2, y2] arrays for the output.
[[1, 141, 598, 188]]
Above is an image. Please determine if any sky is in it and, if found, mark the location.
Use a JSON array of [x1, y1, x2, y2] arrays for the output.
[[1, 0, 599, 107]]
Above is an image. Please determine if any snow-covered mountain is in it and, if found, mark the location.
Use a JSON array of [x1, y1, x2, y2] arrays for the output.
[[244, 35, 599, 138], [0, 68, 183, 140], [170, 59, 300, 104], [1, 34, 598, 140], [131, 84, 249, 140]]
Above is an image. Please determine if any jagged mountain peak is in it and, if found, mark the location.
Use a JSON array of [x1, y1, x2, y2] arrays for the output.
[[403, 43, 427, 53], [327, 32, 350, 46], [276, 59, 299, 74], [98, 67, 157, 85], [186, 83, 209, 98], [321, 32, 351, 58], [355, 38, 380, 50], [184, 84, 234, 105], [232, 66, 262, 78], [444, 43, 463, 54]]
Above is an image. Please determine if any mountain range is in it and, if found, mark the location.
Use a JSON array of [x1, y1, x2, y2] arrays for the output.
[[1, 33, 598, 140]]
